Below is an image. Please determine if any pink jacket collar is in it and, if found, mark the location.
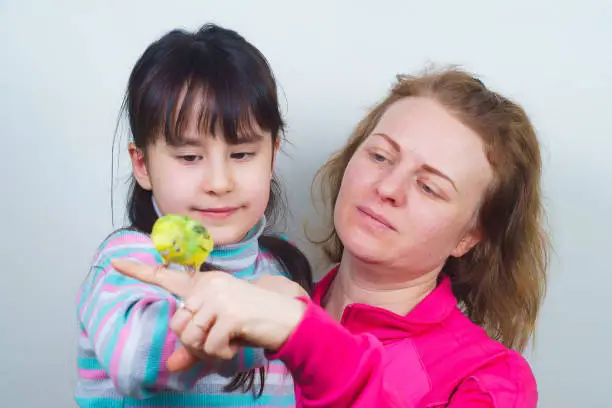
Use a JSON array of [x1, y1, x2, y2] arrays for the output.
[[312, 265, 459, 341]]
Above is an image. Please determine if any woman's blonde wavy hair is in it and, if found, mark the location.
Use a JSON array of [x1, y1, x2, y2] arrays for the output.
[[311, 67, 549, 352]]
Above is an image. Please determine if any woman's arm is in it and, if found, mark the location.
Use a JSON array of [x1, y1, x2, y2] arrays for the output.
[[108, 258, 400, 405], [110, 259, 536, 407], [268, 299, 537, 408], [266, 298, 408, 407]]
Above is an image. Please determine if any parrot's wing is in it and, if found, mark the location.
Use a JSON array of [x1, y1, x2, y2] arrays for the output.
[[192, 224, 210, 238]]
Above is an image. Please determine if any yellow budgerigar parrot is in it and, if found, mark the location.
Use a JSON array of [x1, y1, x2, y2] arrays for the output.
[[150, 214, 215, 276]]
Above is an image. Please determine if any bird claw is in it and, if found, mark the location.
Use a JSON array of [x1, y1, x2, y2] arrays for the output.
[[154, 262, 169, 277], [186, 266, 197, 279]]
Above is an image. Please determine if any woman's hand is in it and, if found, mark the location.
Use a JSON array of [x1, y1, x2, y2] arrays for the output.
[[111, 259, 306, 367], [167, 274, 311, 372], [253, 274, 310, 299], [170, 272, 306, 358]]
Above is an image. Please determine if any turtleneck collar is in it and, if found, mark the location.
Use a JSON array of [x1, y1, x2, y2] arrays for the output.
[[151, 195, 264, 274]]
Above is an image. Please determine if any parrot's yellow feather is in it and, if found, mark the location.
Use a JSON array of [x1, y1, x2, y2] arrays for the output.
[[150, 214, 214, 275]]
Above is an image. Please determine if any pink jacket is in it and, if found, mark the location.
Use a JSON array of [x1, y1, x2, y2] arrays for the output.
[[268, 266, 537, 407]]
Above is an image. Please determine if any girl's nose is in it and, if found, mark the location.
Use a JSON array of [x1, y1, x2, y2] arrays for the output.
[[202, 163, 234, 195]]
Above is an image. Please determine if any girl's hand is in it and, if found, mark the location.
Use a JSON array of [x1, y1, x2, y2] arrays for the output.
[[111, 259, 306, 365]]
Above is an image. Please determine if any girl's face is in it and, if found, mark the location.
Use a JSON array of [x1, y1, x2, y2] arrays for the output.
[[130, 117, 278, 246], [333, 97, 494, 280]]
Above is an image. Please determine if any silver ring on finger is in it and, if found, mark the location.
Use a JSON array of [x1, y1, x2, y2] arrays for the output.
[[177, 299, 197, 316]]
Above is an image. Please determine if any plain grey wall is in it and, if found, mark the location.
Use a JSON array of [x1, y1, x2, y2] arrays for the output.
[[1, 0, 610, 406]]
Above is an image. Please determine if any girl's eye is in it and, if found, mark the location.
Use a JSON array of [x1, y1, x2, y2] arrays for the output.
[[231, 152, 255, 160], [178, 155, 202, 162]]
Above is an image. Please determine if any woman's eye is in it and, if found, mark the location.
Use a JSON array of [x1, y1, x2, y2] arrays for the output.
[[418, 180, 437, 197], [178, 155, 202, 162], [370, 152, 387, 163]]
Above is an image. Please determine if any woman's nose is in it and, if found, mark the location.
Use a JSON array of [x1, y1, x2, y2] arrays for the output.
[[375, 167, 407, 207]]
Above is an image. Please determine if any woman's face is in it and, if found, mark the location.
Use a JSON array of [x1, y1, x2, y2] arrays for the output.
[[334, 97, 494, 278]]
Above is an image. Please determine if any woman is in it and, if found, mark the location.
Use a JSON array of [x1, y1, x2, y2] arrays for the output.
[[113, 67, 549, 407]]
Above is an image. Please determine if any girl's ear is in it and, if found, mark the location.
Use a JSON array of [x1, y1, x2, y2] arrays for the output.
[[128, 142, 152, 190], [271, 137, 280, 169]]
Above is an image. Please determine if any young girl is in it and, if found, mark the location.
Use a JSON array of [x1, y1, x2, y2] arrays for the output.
[[75, 23, 312, 407]]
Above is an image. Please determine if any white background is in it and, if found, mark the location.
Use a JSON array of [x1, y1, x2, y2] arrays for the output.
[[1, 1, 610, 406]]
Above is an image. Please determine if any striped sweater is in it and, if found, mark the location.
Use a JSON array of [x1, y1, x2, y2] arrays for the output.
[[75, 218, 296, 407]]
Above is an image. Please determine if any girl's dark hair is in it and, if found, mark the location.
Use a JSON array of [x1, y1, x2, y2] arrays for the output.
[[117, 23, 313, 397]]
